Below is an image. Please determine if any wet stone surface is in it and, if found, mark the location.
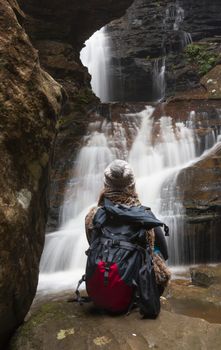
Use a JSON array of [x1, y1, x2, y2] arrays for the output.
[[9, 265, 221, 350]]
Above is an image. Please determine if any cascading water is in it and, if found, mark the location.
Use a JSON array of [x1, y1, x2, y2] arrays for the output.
[[153, 1, 193, 100], [80, 27, 112, 102], [160, 110, 221, 265], [128, 108, 197, 266], [39, 117, 131, 293], [60, 128, 113, 223], [182, 32, 192, 48], [153, 57, 166, 102], [163, 1, 192, 48], [38, 105, 220, 293], [39, 130, 114, 292]]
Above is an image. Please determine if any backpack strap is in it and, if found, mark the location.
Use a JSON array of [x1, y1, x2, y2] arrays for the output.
[[89, 237, 145, 255], [75, 275, 86, 305], [87, 237, 146, 287]]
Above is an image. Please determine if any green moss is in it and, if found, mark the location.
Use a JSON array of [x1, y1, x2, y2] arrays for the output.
[[31, 302, 67, 325], [10, 303, 67, 350], [184, 43, 219, 76], [55, 113, 76, 129], [74, 87, 96, 111]]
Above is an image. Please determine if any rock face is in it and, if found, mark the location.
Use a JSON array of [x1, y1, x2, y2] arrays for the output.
[[18, 0, 134, 51], [156, 97, 221, 264], [176, 143, 221, 263], [0, 0, 133, 346], [0, 0, 63, 345], [105, 0, 221, 101]]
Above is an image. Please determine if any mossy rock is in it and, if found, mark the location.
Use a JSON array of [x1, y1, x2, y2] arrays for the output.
[[184, 43, 220, 76]]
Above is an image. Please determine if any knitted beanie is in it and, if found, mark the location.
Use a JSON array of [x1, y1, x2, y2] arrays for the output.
[[104, 159, 135, 190]]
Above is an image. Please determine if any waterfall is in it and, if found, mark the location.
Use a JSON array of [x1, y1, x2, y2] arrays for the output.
[[60, 129, 113, 224], [39, 118, 130, 293], [153, 2, 192, 101], [182, 32, 192, 48], [153, 57, 166, 101], [163, 1, 192, 48], [159, 111, 221, 265], [39, 130, 114, 292], [80, 27, 112, 102], [128, 108, 196, 266], [38, 106, 220, 293]]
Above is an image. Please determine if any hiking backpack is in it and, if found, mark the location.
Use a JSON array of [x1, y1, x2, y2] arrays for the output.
[[76, 198, 169, 318]]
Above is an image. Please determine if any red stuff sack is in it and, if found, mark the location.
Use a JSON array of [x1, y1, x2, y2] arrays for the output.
[[85, 237, 144, 313]]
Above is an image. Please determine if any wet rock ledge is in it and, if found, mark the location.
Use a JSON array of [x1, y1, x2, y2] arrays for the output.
[[9, 297, 221, 350], [9, 265, 221, 350]]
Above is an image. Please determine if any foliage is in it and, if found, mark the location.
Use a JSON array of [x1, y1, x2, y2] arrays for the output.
[[184, 43, 219, 75]]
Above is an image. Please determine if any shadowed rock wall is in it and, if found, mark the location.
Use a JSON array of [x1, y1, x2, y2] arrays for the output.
[[0, 0, 64, 345], [105, 0, 221, 101]]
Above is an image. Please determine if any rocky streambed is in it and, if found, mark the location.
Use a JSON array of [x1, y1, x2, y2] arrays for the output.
[[8, 265, 221, 350]]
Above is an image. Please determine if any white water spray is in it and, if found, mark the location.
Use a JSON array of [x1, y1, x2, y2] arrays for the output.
[[80, 27, 112, 102]]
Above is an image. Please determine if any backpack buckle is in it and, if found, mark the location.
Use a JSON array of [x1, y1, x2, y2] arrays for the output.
[[112, 239, 120, 246], [105, 265, 110, 272]]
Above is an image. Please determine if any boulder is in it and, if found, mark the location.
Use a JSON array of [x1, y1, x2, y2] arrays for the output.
[[190, 267, 216, 287], [9, 298, 221, 350]]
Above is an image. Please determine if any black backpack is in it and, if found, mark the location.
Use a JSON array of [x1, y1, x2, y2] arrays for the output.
[[76, 198, 169, 318]]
